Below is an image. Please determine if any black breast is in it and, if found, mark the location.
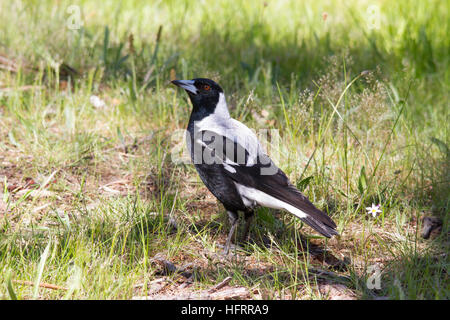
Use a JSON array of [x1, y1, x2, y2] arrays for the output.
[[186, 121, 246, 212]]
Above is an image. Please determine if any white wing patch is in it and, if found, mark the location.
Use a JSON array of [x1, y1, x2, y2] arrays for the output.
[[194, 137, 239, 166], [223, 163, 237, 173], [234, 183, 308, 219]]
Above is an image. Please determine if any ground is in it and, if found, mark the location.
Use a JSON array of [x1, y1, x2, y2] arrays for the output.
[[0, 0, 448, 299]]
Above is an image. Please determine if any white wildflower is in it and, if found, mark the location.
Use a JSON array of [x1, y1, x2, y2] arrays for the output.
[[366, 203, 382, 217], [89, 95, 106, 108]]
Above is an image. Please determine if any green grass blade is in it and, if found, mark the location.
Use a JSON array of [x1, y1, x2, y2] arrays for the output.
[[33, 240, 52, 299], [6, 271, 18, 300]]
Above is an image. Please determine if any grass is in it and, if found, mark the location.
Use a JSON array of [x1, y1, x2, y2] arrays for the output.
[[0, 0, 448, 299]]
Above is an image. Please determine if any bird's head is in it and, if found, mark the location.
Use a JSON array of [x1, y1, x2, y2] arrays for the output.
[[171, 78, 226, 115]]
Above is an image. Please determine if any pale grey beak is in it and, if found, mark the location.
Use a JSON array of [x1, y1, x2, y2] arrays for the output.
[[171, 79, 198, 95]]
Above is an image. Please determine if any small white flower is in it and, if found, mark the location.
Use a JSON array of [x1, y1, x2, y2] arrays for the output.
[[366, 203, 382, 217], [89, 95, 106, 108]]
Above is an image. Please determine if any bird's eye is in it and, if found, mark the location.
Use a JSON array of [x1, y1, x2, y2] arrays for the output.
[[203, 85, 211, 91]]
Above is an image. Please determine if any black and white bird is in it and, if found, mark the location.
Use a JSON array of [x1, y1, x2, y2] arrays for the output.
[[172, 78, 338, 253]]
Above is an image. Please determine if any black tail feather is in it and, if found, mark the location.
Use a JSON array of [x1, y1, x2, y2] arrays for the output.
[[301, 214, 339, 238]]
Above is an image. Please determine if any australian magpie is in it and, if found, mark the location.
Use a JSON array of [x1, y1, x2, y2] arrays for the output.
[[172, 78, 338, 253]]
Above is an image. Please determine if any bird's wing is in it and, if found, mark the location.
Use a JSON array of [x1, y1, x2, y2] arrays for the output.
[[194, 116, 338, 237], [193, 115, 265, 166]]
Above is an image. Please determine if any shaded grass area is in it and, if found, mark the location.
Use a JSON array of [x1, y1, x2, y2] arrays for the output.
[[0, 0, 448, 299]]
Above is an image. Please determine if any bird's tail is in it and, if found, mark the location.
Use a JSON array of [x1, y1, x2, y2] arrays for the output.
[[226, 165, 339, 238], [260, 180, 339, 238], [297, 209, 338, 238]]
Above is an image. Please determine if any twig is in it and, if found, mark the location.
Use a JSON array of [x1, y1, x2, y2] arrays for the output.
[[208, 276, 232, 293], [13, 280, 68, 291], [0, 85, 45, 92]]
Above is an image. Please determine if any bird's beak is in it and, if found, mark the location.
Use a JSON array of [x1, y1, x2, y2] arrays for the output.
[[171, 80, 198, 95]]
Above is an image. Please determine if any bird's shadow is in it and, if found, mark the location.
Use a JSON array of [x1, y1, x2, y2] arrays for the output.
[[185, 206, 349, 271]]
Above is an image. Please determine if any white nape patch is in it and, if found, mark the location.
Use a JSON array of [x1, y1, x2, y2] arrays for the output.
[[234, 183, 308, 219], [213, 92, 230, 119]]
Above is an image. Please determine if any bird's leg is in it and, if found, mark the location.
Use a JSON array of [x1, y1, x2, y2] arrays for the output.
[[241, 210, 254, 243], [224, 211, 238, 255]]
